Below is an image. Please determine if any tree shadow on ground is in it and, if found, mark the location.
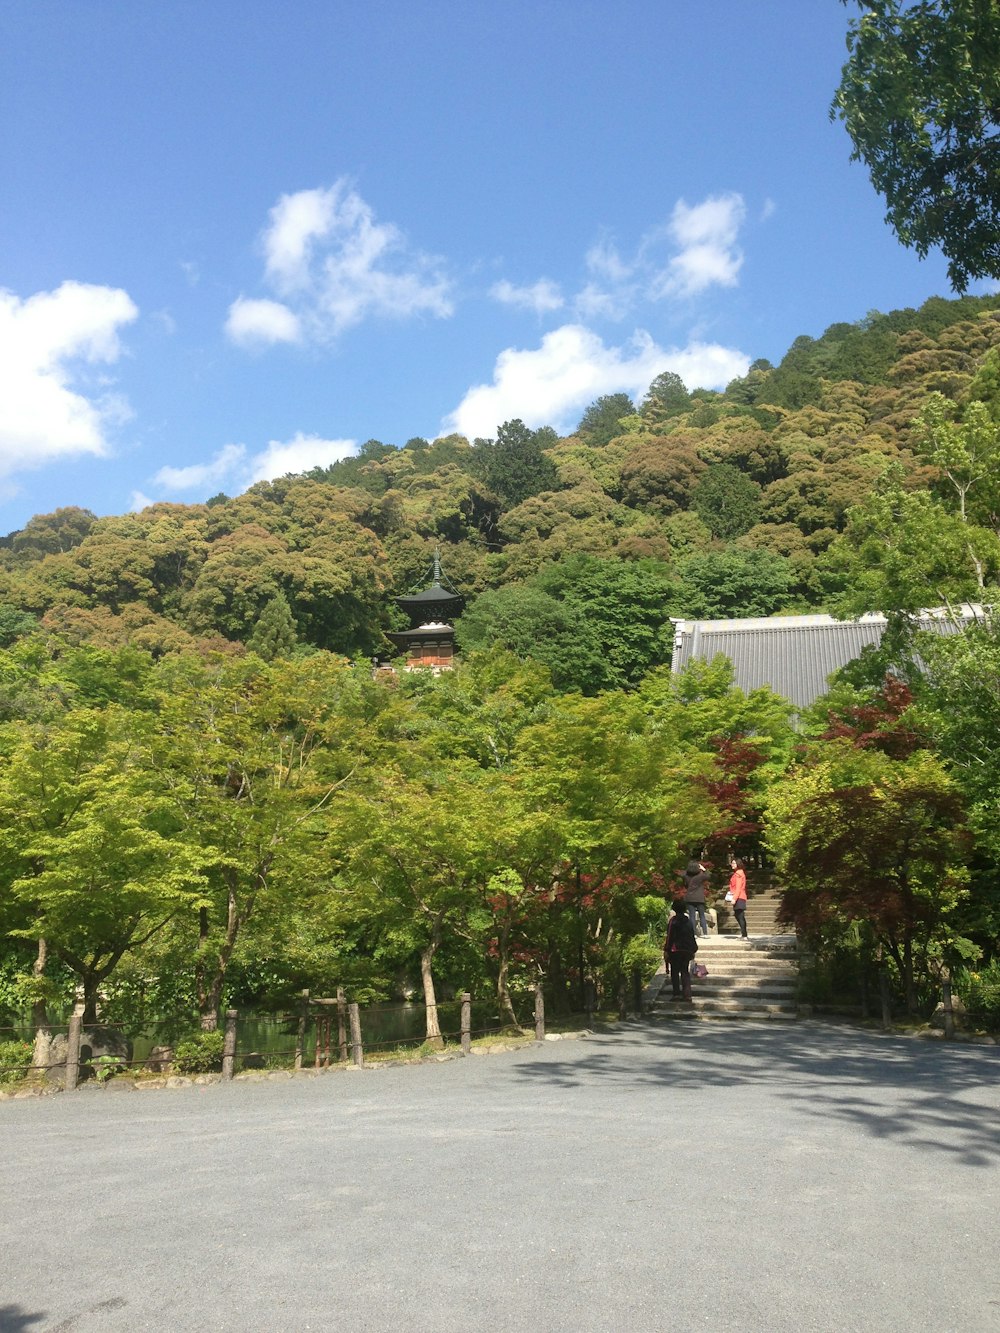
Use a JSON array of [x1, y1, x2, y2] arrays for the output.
[[518, 1020, 1000, 1167], [0, 1307, 46, 1331]]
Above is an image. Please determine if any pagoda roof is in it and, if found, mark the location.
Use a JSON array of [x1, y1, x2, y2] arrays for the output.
[[387, 622, 455, 644], [395, 581, 462, 607]]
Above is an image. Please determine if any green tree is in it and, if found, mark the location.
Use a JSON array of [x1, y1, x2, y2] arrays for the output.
[[577, 393, 636, 447], [471, 419, 560, 509], [833, 0, 1000, 291], [915, 617, 1000, 939], [829, 463, 999, 610], [0, 606, 37, 647], [0, 707, 208, 1022], [332, 767, 532, 1044], [916, 392, 1000, 529], [766, 742, 969, 1013], [455, 584, 609, 693], [691, 463, 762, 539], [619, 437, 706, 514], [675, 548, 794, 619], [640, 371, 691, 429], [151, 653, 360, 1029], [534, 555, 678, 688], [11, 507, 96, 558], [246, 591, 298, 660]]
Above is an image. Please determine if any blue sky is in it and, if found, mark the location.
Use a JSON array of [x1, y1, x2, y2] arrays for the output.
[[0, 1, 990, 534]]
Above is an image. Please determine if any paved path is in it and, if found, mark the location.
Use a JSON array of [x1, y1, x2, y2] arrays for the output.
[[2, 1021, 1000, 1332]]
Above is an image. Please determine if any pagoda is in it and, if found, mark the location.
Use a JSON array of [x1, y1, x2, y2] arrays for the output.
[[386, 550, 463, 671]]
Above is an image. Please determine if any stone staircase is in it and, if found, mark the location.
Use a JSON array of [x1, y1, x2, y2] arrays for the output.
[[647, 889, 804, 1022], [715, 886, 784, 937]]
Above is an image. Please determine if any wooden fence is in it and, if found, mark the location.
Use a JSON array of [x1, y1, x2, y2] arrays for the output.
[[0, 979, 587, 1089]]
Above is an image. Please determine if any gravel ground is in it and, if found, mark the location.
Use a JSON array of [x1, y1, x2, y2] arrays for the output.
[[2, 1019, 999, 1333]]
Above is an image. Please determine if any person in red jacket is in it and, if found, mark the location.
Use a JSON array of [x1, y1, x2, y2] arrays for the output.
[[729, 856, 749, 939]]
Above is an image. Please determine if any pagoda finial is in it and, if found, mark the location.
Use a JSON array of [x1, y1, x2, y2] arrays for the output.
[[433, 547, 442, 584]]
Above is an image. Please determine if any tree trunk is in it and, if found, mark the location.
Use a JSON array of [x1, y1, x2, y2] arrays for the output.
[[903, 932, 917, 1015], [82, 971, 100, 1024], [420, 919, 444, 1049], [30, 937, 51, 1073], [199, 868, 257, 1031], [876, 940, 892, 1029], [195, 905, 211, 1027], [496, 949, 524, 1033]]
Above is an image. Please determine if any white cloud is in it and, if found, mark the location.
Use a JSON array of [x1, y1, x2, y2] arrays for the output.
[[263, 187, 339, 293], [245, 432, 357, 483], [150, 433, 359, 498], [489, 193, 749, 326], [574, 282, 630, 321], [154, 442, 247, 492], [129, 490, 156, 512], [228, 180, 454, 346], [585, 237, 632, 284], [656, 193, 746, 298], [490, 278, 564, 315], [225, 297, 301, 348], [0, 280, 138, 479], [443, 323, 748, 440]]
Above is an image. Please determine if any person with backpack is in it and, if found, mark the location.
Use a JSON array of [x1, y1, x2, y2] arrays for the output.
[[664, 899, 698, 1001]]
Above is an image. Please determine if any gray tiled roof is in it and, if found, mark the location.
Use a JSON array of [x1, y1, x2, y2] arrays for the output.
[[671, 609, 981, 709]]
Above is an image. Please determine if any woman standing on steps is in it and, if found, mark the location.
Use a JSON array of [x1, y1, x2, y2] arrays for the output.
[[681, 858, 711, 938], [729, 856, 749, 939]]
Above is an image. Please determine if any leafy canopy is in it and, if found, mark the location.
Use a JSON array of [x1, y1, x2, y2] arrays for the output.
[[833, 0, 1000, 291]]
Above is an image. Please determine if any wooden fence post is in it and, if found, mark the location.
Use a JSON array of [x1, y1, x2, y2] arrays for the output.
[[534, 982, 545, 1041], [65, 1005, 83, 1091], [942, 971, 955, 1040], [349, 1002, 364, 1068], [337, 986, 348, 1063], [295, 989, 310, 1070], [460, 993, 471, 1055], [316, 1015, 332, 1069], [222, 1009, 238, 1081]]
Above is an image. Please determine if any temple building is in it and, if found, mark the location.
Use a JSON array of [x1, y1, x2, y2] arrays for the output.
[[671, 605, 983, 711], [386, 551, 463, 671]]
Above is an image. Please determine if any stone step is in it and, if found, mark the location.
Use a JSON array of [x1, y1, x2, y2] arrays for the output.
[[648, 911, 803, 1020], [693, 979, 797, 995], [695, 943, 800, 956], [692, 956, 800, 970], [655, 1001, 798, 1021], [692, 974, 797, 987], [698, 943, 800, 954]]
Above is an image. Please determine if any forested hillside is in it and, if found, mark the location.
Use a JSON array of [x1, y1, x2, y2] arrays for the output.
[[4, 291, 1000, 1059], [3, 291, 1000, 692]]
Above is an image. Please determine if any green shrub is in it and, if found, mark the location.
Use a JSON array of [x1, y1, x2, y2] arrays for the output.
[[0, 1039, 32, 1087], [93, 1054, 121, 1084], [172, 1030, 225, 1074], [957, 960, 1000, 1028], [623, 937, 662, 983]]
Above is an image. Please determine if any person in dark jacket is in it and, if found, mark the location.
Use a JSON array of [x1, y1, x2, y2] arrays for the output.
[[664, 899, 697, 1000], [681, 859, 711, 938]]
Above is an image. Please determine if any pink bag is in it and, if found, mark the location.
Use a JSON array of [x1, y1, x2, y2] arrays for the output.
[[691, 963, 708, 980]]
